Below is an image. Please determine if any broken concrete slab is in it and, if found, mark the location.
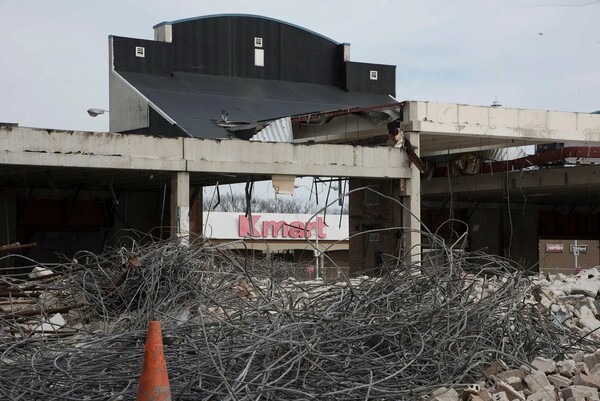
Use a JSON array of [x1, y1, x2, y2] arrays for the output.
[[37, 313, 66, 332], [573, 373, 600, 390], [561, 385, 599, 401], [491, 392, 509, 401], [531, 357, 557, 375], [525, 388, 556, 401], [524, 372, 551, 393], [547, 373, 572, 389], [558, 360, 578, 378], [485, 360, 510, 378], [431, 387, 460, 401], [496, 369, 526, 381]]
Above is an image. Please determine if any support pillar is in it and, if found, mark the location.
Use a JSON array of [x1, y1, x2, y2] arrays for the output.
[[0, 196, 17, 270], [348, 178, 405, 273], [170, 172, 190, 245], [190, 186, 203, 239], [401, 132, 421, 264]]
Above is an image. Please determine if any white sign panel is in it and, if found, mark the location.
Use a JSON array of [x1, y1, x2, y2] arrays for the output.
[[545, 244, 564, 253], [203, 212, 348, 241], [570, 244, 588, 254]]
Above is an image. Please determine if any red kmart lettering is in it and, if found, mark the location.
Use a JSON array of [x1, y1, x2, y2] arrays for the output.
[[238, 215, 326, 239]]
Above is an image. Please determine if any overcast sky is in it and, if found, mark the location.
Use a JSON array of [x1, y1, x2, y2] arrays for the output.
[[1, 0, 598, 133]]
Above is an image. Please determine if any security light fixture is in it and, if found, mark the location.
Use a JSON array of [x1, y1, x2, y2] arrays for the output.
[[87, 108, 109, 117]]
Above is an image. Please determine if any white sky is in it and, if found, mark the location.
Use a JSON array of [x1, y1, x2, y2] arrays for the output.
[[1, 0, 599, 132], [1, 0, 599, 199]]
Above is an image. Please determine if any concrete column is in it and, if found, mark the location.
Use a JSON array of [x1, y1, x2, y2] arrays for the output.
[[348, 178, 405, 273], [401, 132, 421, 264], [190, 186, 203, 239], [0, 197, 16, 246], [0, 196, 17, 270], [170, 172, 190, 245]]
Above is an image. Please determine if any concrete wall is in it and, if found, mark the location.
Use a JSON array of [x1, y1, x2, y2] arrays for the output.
[[0, 189, 165, 265], [0, 196, 17, 269], [109, 71, 149, 133], [293, 248, 349, 280], [348, 178, 403, 273], [468, 208, 501, 255], [503, 207, 538, 269], [423, 203, 539, 269], [110, 190, 165, 243], [539, 239, 600, 275], [0, 196, 16, 246]]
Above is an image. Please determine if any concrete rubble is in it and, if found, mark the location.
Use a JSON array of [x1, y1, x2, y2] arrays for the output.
[[422, 267, 600, 401], [529, 268, 600, 341], [422, 351, 600, 401]]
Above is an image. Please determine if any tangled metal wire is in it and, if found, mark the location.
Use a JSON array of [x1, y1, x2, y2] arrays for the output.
[[1, 232, 598, 401]]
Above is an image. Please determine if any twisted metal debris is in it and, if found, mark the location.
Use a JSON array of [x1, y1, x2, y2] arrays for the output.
[[1, 232, 598, 401]]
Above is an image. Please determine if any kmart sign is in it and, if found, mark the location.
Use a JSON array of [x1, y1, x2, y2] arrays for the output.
[[239, 215, 327, 238], [203, 212, 348, 240]]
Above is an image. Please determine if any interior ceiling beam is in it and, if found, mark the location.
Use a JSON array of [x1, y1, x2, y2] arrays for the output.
[[423, 164, 600, 199], [423, 199, 600, 211], [419, 135, 549, 157], [289, 102, 402, 124], [292, 113, 388, 144]]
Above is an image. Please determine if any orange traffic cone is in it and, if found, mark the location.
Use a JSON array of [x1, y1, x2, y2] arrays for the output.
[[137, 321, 172, 401]]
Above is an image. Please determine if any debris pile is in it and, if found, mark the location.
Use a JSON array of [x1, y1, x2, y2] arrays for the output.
[[424, 352, 600, 401], [530, 268, 600, 342], [0, 240, 599, 400]]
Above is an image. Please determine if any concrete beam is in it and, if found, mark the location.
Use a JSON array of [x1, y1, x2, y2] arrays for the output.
[[0, 127, 411, 179], [402, 101, 600, 156], [183, 138, 411, 178], [400, 132, 421, 264], [170, 172, 190, 245], [0, 128, 185, 171]]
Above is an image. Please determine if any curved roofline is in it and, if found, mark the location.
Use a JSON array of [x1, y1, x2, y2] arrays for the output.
[[153, 14, 340, 45]]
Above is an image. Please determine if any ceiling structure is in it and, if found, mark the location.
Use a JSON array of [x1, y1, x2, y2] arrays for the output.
[[422, 164, 600, 208], [404, 101, 600, 208]]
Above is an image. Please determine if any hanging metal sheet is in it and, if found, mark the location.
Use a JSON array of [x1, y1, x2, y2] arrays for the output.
[[250, 117, 293, 143]]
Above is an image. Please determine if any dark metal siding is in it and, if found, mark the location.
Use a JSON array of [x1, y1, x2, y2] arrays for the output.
[[171, 16, 342, 85], [124, 108, 188, 138], [345, 62, 396, 96], [111, 36, 173, 76], [279, 24, 340, 85], [231, 16, 281, 80], [148, 108, 188, 137], [110, 15, 399, 139]]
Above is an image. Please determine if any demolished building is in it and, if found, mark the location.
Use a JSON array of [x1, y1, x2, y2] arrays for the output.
[[5, 13, 600, 401], [2, 14, 600, 274]]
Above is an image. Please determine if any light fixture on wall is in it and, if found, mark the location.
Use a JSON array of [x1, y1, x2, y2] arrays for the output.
[[87, 108, 109, 117]]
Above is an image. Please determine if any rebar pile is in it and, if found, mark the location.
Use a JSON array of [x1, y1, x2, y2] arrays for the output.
[[0, 238, 598, 400]]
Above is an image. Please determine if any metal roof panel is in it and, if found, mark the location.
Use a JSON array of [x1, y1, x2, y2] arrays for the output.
[[120, 71, 395, 138]]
